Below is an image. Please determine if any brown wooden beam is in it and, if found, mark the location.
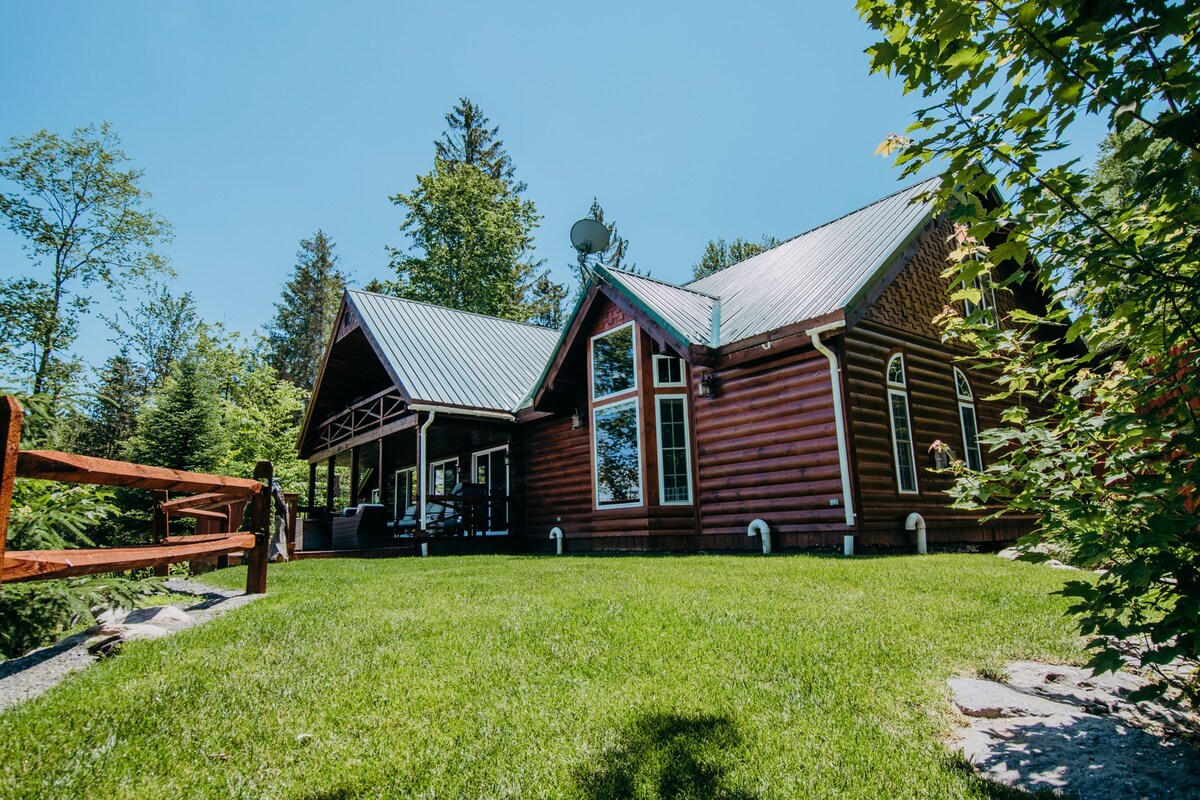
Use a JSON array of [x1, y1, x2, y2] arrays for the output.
[[2, 534, 259, 582], [159, 492, 239, 512], [17, 451, 261, 495]]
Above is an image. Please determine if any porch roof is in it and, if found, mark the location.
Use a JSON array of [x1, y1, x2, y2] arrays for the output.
[[349, 290, 561, 412]]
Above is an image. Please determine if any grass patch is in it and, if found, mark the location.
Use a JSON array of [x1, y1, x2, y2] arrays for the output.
[[0, 553, 1083, 798]]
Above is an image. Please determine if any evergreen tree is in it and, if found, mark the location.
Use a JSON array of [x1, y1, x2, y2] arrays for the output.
[[387, 160, 542, 320], [691, 235, 779, 280], [77, 349, 147, 460], [125, 355, 228, 473], [435, 98, 524, 193], [265, 230, 348, 389], [527, 273, 570, 329], [569, 198, 638, 287]]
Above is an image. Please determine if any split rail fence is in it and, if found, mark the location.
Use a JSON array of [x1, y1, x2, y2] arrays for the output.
[[0, 396, 274, 594]]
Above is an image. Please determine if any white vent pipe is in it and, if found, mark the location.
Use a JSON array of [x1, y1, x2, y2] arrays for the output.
[[906, 512, 927, 554], [549, 526, 564, 555], [747, 519, 771, 555]]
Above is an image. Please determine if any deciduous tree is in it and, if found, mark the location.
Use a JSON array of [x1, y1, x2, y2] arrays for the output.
[[859, 0, 1200, 699], [0, 123, 170, 396]]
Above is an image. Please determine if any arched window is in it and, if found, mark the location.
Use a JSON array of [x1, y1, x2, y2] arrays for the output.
[[954, 367, 983, 471], [886, 354, 918, 494]]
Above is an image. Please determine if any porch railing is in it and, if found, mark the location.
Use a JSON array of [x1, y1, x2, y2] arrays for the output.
[[314, 387, 407, 451]]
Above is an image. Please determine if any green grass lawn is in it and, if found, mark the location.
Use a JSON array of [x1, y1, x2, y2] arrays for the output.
[[0, 554, 1085, 799]]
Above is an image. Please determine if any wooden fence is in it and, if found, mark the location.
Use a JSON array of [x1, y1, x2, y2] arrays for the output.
[[0, 396, 273, 594]]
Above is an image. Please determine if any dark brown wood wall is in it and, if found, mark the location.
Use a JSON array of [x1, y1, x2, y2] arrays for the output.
[[692, 347, 850, 550], [844, 220, 1034, 549]]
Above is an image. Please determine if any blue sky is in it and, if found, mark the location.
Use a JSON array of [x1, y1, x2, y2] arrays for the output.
[[1, 1, 1107, 376]]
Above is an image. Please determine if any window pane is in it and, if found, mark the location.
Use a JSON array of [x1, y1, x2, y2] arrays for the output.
[[960, 404, 983, 471], [954, 368, 972, 399], [595, 401, 641, 505], [890, 392, 917, 493], [593, 326, 636, 398], [887, 354, 905, 385], [656, 356, 683, 385], [658, 397, 691, 503]]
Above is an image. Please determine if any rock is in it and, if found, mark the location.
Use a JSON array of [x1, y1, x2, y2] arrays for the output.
[[950, 677, 1084, 719], [950, 664, 1200, 799], [122, 605, 192, 626]]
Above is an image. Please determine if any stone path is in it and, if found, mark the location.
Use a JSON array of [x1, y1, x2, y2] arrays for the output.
[[0, 578, 262, 712], [951, 661, 1200, 799]]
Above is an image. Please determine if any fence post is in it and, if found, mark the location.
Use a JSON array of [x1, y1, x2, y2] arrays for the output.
[[284, 492, 299, 557], [0, 397, 23, 585], [152, 491, 170, 577], [246, 461, 272, 594]]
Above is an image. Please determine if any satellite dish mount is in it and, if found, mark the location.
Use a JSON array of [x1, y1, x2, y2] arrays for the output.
[[570, 217, 612, 280]]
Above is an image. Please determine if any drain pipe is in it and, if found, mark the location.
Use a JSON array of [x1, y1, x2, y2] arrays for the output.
[[549, 526, 564, 555], [906, 512, 928, 554], [418, 409, 436, 532], [747, 519, 771, 555], [806, 321, 856, 528]]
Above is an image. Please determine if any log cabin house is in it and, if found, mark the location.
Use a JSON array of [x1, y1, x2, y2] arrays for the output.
[[296, 179, 1041, 555]]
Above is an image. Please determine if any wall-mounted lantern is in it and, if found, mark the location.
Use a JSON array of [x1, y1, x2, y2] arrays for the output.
[[698, 372, 718, 398], [571, 408, 584, 429]]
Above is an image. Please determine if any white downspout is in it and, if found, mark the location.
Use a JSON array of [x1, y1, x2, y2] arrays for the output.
[[906, 512, 928, 554], [418, 410, 436, 532], [747, 519, 771, 555], [806, 321, 856, 528], [549, 526, 564, 555]]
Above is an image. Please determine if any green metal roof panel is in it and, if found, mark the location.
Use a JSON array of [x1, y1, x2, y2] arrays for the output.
[[347, 290, 561, 412], [686, 178, 939, 345], [599, 267, 716, 347]]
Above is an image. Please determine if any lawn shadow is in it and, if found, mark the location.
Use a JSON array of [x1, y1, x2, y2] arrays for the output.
[[574, 712, 758, 800]]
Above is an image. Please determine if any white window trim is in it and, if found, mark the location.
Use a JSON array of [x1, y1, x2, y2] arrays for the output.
[[591, 396, 645, 510], [393, 467, 416, 518], [655, 395, 692, 505], [590, 321, 639, 402], [652, 354, 686, 388], [957, 401, 984, 472], [886, 354, 919, 495], [429, 457, 459, 495]]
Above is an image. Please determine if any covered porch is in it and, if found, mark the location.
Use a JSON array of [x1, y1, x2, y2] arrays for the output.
[[297, 388, 523, 555]]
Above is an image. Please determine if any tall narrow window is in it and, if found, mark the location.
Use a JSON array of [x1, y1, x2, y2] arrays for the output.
[[430, 458, 458, 495], [591, 322, 637, 400], [887, 353, 919, 494], [962, 276, 997, 325], [394, 468, 416, 518], [955, 368, 984, 471], [593, 398, 643, 507], [656, 396, 692, 504]]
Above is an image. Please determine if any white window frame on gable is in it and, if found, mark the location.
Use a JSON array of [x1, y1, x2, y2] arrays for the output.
[[652, 354, 685, 388], [590, 321, 639, 402], [592, 397, 644, 509], [655, 395, 692, 505], [657, 357, 686, 388], [886, 353, 920, 495], [954, 367, 984, 472]]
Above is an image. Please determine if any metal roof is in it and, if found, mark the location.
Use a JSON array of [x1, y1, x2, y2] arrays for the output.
[[598, 266, 717, 346], [682, 178, 939, 345], [347, 290, 561, 412]]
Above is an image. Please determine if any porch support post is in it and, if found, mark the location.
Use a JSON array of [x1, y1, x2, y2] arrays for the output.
[[325, 456, 335, 515], [349, 445, 360, 507], [307, 462, 317, 516], [377, 437, 386, 505]]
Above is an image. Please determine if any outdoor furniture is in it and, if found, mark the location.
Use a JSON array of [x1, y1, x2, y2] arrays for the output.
[[331, 504, 388, 549], [389, 504, 419, 537]]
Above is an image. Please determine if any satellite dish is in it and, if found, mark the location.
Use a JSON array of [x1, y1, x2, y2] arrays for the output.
[[570, 218, 611, 255]]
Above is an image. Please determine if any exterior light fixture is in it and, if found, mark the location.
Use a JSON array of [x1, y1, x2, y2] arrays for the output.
[[571, 408, 583, 429], [698, 372, 718, 398]]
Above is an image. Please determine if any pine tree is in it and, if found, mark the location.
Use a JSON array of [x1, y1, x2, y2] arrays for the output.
[[570, 199, 640, 287], [435, 98, 525, 193], [77, 349, 147, 460], [691, 235, 779, 280], [265, 230, 348, 390], [125, 355, 228, 473], [527, 273, 570, 329]]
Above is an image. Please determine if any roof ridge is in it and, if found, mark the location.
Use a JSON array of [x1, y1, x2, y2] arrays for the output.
[[348, 288, 560, 334], [685, 176, 940, 286], [607, 267, 720, 300]]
